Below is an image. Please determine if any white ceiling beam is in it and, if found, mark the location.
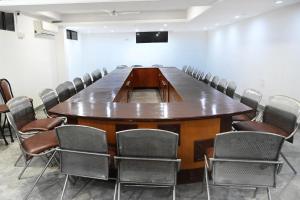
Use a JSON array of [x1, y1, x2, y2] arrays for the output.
[[0, 0, 159, 6]]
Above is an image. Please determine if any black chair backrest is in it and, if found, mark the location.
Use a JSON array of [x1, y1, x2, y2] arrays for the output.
[[64, 81, 76, 96], [263, 106, 297, 135], [6, 96, 36, 131], [56, 83, 71, 102], [82, 73, 93, 87], [0, 78, 14, 103], [91, 69, 102, 82], [73, 77, 85, 92], [226, 81, 237, 98], [39, 89, 60, 111]]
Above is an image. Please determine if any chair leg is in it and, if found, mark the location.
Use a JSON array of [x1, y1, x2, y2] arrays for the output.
[[253, 188, 258, 198], [172, 185, 176, 200], [204, 165, 211, 200], [60, 174, 69, 200], [15, 154, 23, 166], [201, 168, 206, 193], [117, 182, 121, 200], [18, 158, 32, 179], [0, 114, 8, 145], [281, 152, 297, 174], [4, 114, 14, 143], [6, 115, 14, 143], [113, 181, 118, 200], [267, 188, 272, 200], [24, 151, 56, 200]]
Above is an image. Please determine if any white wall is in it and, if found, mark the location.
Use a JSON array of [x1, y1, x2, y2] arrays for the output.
[[206, 4, 300, 103], [0, 14, 62, 107], [75, 31, 207, 75]]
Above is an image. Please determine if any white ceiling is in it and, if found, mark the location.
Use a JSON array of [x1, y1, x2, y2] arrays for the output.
[[0, 0, 300, 33]]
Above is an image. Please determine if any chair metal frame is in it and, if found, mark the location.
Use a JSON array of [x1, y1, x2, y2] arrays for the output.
[[202, 131, 285, 200], [39, 88, 60, 117], [55, 125, 114, 200], [0, 78, 15, 143], [114, 129, 181, 200], [7, 97, 60, 173], [6, 97, 59, 200], [261, 95, 300, 174]]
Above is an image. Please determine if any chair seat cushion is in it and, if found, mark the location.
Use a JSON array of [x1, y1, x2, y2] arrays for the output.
[[0, 104, 9, 113], [20, 117, 64, 132], [232, 121, 290, 137], [22, 130, 58, 154], [232, 114, 252, 122], [205, 147, 214, 158]]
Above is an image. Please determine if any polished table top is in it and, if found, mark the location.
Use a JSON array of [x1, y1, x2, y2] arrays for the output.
[[49, 67, 252, 121]]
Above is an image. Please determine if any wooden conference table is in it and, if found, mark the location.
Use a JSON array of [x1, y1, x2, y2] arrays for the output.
[[50, 67, 252, 183]]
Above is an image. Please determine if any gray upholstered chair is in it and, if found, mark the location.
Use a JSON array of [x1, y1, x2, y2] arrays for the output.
[[182, 66, 188, 72], [56, 125, 112, 200], [203, 73, 212, 84], [116, 65, 128, 69], [91, 69, 102, 82], [203, 131, 285, 200], [233, 95, 300, 174], [131, 65, 143, 68], [103, 68, 108, 76], [39, 89, 60, 116], [216, 79, 228, 93], [56, 83, 71, 102], [185, 66, 191, 74], [232, 89, 262, 122], [226, 81, 237, 98], [210, 76, 220, 89], [63, 81, 76, 96], [115, 129, 181, 200], [6, 97, 60, 200], [188, 66, 194, 76], [82, 73, 93, 87], [197, 72, 205, 81], [192, 69, 200, 78], [152, 64, 163, 67], [73, 77, 85, 93]]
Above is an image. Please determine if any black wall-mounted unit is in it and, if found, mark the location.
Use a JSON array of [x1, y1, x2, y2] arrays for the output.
[[136, 31, 168, 43], [0, 12, 15, 31], [66, 29, 78, 40]]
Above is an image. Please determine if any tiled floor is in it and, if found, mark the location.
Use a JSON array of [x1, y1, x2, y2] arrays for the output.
[[1, 91, 300, 200]]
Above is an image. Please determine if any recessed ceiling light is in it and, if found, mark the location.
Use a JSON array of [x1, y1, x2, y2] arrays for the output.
[[135, 28, 139, 32], [275, 0, 283, 4], [111, 30, 115, 33], [103, 26, 107, 29], [160, 28, 164, 31], [163, 24, 168, 27], [215, 23, 219, 26], [235, 15, 240, 19], [203, 27, 208, 31]]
